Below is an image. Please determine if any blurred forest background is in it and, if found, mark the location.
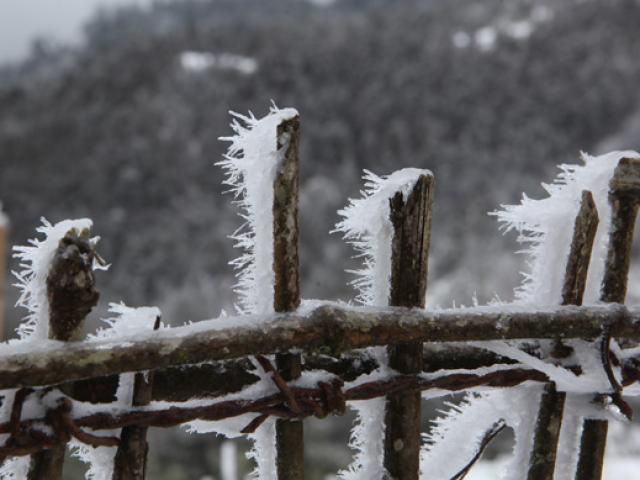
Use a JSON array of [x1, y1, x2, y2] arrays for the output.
[[2, 0, 640, 478]]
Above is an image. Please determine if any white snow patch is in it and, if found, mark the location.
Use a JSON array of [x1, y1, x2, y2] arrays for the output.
[[180, 51, 258, 75], [475, 27, 498, 51], [452, 31, 472, 49]]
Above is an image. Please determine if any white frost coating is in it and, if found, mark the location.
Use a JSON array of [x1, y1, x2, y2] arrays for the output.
[[493, 150, 640, 306], [419, 152, 640, 479], [0, 457, 30, 479], [247, 420, 277, 480], [336, 168, 429, 480], [471, 340, 611, 394], [335, 168, 431, 306], [421, 387, 541, 480], [12, 218, 96, 340], [72, 303, 161, 479], [460, 151, 640, 479], [218, 105, 299, 315]]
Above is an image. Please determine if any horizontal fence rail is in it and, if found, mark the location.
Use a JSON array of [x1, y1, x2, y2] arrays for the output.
[[0, 304, 637, 390]]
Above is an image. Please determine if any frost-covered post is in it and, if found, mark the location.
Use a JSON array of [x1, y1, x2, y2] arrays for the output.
[[28, 227, 100, 480], [335, 168, 431, 480], [576, 157, 640, 480], [384, 174, 433, 480], [218, 106, 302, 480], [527, 191, 598, 480], [272, 115, 303, 480]]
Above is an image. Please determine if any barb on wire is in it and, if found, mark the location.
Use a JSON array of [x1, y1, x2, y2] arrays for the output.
[[0, 393, 120, 457], [1, 357, 639, 459], [256, 355, 303, 415], [0, 367, 546, 458]]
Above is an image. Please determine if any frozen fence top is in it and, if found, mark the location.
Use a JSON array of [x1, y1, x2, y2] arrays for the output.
[[218, 105, 299, 315], [12, 218, 97, 341], [335, 168, 432, 306], [493, 150, 640, 306]]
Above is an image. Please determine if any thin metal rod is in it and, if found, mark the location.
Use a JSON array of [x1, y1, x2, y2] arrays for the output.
[[0, 305, 637, 391], [272, 115, 303, 480]]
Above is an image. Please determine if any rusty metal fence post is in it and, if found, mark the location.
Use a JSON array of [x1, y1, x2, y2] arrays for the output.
[[526, 190, 598, 480], [272, 115, 303, 480], [28, 227, 100, 480], [383, 173, 434, 480]]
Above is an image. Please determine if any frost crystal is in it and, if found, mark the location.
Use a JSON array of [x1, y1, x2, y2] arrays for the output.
[[420, 151, 640, 478], [421, 388, 541, 480], [335, 168, 431, 306], [218, 104, 299, 315], [493, 150, 640, 306]]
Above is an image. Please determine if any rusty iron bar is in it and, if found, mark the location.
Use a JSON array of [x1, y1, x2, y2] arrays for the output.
[[576, 420, 608, 480], [272, 114, 303, 480], [526, 190, 598, 480], [28, 228, 101, 480], [576, 157, 640, 480], [0, 367, 550, 457], [0, 304, 639, 391], [384, 173, 434, 480]]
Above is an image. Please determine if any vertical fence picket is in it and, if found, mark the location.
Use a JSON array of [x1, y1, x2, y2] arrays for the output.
[[28, 228, 100, 480], [526, 190, 598, 480], [383, 173, 434, 480], [575, 158, 640, 480], [112, 316, 161, 480], [272, 115, 303, 480]]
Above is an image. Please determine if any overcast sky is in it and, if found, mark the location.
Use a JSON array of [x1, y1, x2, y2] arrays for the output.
[[0, 0, 158, 64]]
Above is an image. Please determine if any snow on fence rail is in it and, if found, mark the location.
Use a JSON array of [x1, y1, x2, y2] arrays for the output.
[[1, 106, 640, 480]]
